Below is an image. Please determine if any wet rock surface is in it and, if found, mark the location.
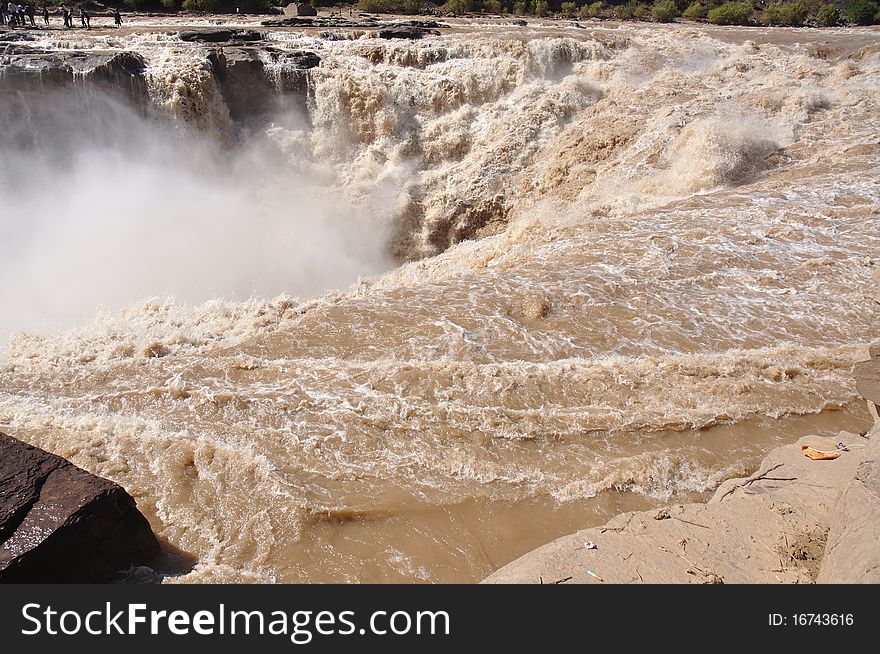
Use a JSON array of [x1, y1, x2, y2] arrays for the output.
[[378, 26, 442, 40], [0, 48, 147, 96], [0, 32, 36, 43], [207, 46, 319, 123], [178, 29, 264, 43], [0, 42, 318, 131], [0, 48, 150, 138], [262, 16, 380, 27], [0, 432, 160, 583]]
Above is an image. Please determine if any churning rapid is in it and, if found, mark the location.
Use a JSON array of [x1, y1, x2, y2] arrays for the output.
[[1, 18, 878, 582]]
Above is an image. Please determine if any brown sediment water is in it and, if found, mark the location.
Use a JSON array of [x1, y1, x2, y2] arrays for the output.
[[0, 17, 877, 582]]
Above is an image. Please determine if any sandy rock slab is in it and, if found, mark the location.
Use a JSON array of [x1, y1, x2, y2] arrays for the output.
[[817, 432, 880, 583], [484, 430, 876, 584], [854, 343, 880, 423], [0, 432, 159, 582]]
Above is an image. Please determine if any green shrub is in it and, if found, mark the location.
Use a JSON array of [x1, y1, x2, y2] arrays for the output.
[[845, 0, 878, 23], [783, 1, 808, 23], [762, 2, 781, 22], [613, 0, 637, 18], [182, 0, 222, 9], [652, 0, 680, 20], [359, 0, 421, 12], [634, 2, 651, 17], [706, 1, 753, 24], [123, 0, 156, 9], [816, 3, 841, 24], [579, 1, 605, 18], [682, 1, 706, 18], [534, 0, 550, 15], [440, 0, 473, 13], [762, 1, 808, 24], [561, 1, 577, 15]]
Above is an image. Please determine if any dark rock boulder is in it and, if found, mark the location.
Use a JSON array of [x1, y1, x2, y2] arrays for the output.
[[207, 47, 319, 124], [263, 16, 315, 26], [378, 26, 441, 40], [295, 2, 317, 16], [262, 16, 380, 27], [178, 29, 264, 43], [389, 19, 447, 28], [0, 432, 160, 583]]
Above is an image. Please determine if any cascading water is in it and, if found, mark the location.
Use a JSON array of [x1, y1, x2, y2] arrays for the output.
[[0, 19, 878, 582]]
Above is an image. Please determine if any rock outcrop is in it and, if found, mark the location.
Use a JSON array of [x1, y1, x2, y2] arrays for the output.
[[0, 48, 150, 149], [853, 343, 880, 423], [0, 433, 160, 583], [178, 29, 264, 44], [207, 47, 320, 123], [0, 32, 36, 43], [262, 16, 380, 27], [0, 41, 319, 134], [260, 16, 448, 31], [816, 433, 880, 583], [0, 48, 148, 106], [294, 2, 317, 16], [817, 343, 880, 582], [484, 429, 875, 584], [378, 26, 441, 40]]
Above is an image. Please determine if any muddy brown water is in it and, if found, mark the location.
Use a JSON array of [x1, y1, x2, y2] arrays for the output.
[[1, 18, 877, 582]]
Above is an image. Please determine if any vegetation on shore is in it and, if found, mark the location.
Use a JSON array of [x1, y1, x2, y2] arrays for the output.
[[356, 0, 880, 26], [35, 0, 880, 27]]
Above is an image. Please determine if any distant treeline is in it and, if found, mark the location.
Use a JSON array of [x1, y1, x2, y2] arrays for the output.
[[39, 0, 880, 26], [356, 0, 878, 25]]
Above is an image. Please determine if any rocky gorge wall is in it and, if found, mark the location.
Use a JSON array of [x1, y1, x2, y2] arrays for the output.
[[0, 30, 318, 139]]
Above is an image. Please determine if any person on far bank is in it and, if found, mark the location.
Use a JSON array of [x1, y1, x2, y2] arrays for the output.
[[113, 7, 121, 27], [25, 3, 34, 26], [61, 5, 69, 28], [81, 8, 88, 28], [42, 4, 47, 25]]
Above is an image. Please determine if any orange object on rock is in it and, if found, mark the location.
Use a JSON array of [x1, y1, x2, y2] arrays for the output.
[[801, 445, 841, 461]]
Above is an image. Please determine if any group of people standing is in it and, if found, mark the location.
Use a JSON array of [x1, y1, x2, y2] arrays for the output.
[[1, 3, 41, 27], [1, 4, 122, 29]]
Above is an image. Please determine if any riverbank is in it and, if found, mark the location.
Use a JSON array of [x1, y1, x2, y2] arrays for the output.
[[485, 408, 880, 583]]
